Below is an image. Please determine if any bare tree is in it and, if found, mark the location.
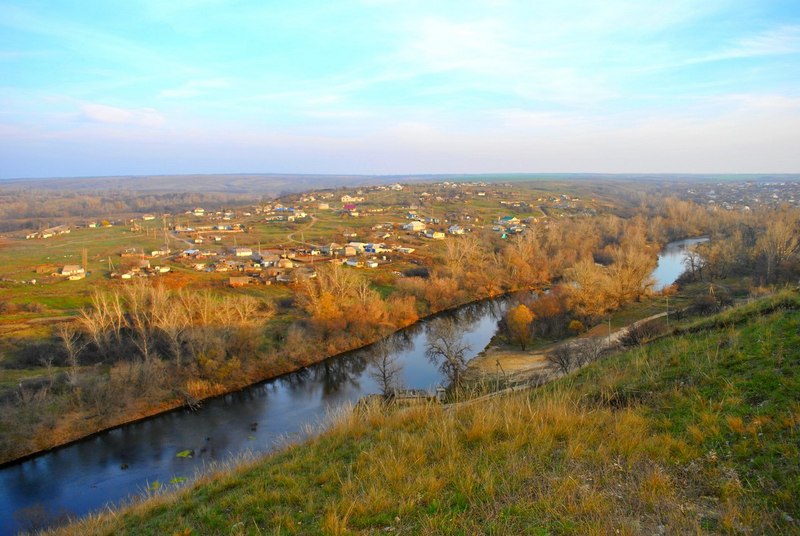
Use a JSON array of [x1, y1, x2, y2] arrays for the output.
[[425, 318, 471, 388], [572, 337, 605, 367], [368, 341, 403, 398], [57, 322, 87, 386], [546, 343, 576, 375]]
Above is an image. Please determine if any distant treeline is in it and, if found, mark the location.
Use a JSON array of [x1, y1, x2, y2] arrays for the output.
[[0, 189, 262, 232]]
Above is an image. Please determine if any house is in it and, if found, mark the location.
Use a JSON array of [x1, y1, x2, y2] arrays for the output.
[[61, 265, 85, 277], [193, 207, 205, 217], [366, 260, 379, 268], [347, 242, 367, 253], [232, 247, 253, 258], [276, 258, 294, 269], [318, 202, 330, 210], [448, 225, 465, 235], [142, 214, 156, 221], [343, 246, 357, 257], [341, 194, 365, 203], [403, 221, 426, 232], [499, 216, 520, 225], [364, 243, 389, 254], [345, 258, 362, 267], [228, 276, 252, 287], [320, 243, 341, 256], [424, 230, 445, 240]]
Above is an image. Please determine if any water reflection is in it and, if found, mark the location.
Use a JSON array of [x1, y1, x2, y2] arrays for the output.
[[0, 297, 509, 535], [652, 237, 709, 290]]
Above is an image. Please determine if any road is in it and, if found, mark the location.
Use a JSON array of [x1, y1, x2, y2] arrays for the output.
[[286, 215, 318, 246]]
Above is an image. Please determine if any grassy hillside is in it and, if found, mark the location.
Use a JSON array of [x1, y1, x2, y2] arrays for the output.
[[57, 292, 800, 535]]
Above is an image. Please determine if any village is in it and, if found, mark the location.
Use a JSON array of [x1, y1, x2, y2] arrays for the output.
[[7, 180, 599, 291]]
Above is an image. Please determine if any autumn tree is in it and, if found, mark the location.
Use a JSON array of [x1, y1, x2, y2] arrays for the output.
[[505, 304, 534, 350], [755, 209, 800, 283]]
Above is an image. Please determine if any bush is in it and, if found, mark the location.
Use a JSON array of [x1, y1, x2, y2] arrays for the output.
[[620, 320, 665, 347], [689, 295, 721, 316]]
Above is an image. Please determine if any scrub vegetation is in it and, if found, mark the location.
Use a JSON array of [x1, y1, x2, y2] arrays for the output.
[[53, 291, 800, 535]]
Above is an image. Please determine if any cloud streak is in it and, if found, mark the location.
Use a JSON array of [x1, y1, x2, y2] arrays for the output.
[[79, 103, 165, 127]]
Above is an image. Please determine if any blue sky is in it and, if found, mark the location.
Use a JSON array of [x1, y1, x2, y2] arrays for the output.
[[1, 0, 799, 178]]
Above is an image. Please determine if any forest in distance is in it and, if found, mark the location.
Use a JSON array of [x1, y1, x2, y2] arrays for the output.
[[1, 176, 799, 466]]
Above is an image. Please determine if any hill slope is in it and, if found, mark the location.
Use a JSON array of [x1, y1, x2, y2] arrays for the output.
[[59, 293, 800, 535]]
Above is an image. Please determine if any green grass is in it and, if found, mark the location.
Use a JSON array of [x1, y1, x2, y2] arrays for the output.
[[60, 293, 800, 535]]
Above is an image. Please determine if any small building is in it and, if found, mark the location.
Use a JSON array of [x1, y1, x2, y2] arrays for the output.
[[276, 258, 294, 269], [232, 247, 253, 258], [448, 225, 465, 235], [424, 230, 445, 240], [61, 265, 85, 277], [228, 276, 252, 287], [403, 221, 426, 232]]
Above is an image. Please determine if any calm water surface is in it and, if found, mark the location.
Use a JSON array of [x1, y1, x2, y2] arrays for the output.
[[0, 239, 697, 534], [0, 298, 507, 534], [652, 237, 709, 290]]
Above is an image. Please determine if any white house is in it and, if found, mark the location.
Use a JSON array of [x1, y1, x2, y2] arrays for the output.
[[232, 247, 253, 257], [403, 221, 426, 232], [61, 265, 85, 277], [448, 225, 465, 235]]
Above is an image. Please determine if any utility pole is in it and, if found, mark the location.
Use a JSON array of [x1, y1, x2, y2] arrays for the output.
[[82, 248, 88, 274]]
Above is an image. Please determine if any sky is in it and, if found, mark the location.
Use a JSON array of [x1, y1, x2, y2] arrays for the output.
[[1, 0, 799, 179]]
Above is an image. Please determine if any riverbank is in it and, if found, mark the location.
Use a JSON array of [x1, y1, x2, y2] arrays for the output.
[[0, 288, 517, 467], [52, 292, 800, 535]]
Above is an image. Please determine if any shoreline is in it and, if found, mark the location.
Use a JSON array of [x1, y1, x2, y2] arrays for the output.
[[0, 288, 523, 469]]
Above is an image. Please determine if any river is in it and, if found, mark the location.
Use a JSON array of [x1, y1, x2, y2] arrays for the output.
[[0, 298, 508, 534], [651, 237, 709, 290], [0, 239, 701, 534]]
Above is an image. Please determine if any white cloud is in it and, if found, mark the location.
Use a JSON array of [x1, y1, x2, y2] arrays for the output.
[[79, 103, 165, 127]]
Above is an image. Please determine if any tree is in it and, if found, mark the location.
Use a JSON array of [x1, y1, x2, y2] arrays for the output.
[[546, 343, 576, 375], [568, 319, 584, 334], [756, 210, 800, 284], [57, 322, 87, 386], [425, 318, 471, 388], [368, 341, 403, 398], [505, 304, 534, 350]]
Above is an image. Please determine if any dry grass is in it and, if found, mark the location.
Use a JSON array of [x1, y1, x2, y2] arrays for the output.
[[46, 294, 800, 535]]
